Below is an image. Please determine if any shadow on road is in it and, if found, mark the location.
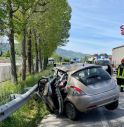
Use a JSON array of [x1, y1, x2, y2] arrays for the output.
[[40, 109, 103, 127], [40, 94, 124, 127]]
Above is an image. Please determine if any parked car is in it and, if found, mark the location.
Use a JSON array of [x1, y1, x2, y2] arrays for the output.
[[38, 63, 119, 120], [48, 58, 55, 65], [95, 59, 113, 75], [95, 59, 110, 65]]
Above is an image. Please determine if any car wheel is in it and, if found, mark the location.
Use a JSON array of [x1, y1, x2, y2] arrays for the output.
[[120, 87, 123, 92], [105, 100, 118, 110], [65, 102, 78, 120]]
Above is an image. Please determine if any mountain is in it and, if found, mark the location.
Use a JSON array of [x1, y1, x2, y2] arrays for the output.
[[56, 48, 89, 58], [0, 43, 10, 52], [0, 43, 20, 54], [0, 43, 89, 58]]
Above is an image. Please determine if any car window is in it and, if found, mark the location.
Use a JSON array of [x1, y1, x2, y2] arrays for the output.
[[73, 67, 111, 85]]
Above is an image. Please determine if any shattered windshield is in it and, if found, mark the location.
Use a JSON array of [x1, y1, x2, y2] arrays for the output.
[[73, 67, 111, 85]]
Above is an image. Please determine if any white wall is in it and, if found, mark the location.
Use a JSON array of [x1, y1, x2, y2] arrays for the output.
[[0, 63, 21, 83], [0, 64, 11, 82]]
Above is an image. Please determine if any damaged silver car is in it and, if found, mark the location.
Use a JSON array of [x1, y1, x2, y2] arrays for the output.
[[38, 64, 119, 120]]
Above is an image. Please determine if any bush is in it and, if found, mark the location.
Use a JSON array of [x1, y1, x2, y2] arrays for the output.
[[0, 98, 48, 127], [2, 51, 10, 57], [63, 58, 70, 62]]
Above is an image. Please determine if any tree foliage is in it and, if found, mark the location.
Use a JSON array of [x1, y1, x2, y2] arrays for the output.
[[0, 0, 71, 82]]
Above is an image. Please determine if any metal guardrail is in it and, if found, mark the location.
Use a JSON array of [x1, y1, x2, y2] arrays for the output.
[[0, 84, 38, 122]]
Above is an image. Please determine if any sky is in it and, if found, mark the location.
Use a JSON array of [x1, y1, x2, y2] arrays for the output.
[[61, 0, 124, 54]]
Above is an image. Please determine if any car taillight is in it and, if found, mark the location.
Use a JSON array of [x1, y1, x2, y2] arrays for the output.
[[70, 86, 86, 96]]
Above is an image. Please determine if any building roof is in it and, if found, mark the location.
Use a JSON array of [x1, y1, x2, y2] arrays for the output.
[[112, 45, 124, 50]]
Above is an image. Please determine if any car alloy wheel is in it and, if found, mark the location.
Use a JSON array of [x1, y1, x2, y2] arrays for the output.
[[65, 102, 77, 120]]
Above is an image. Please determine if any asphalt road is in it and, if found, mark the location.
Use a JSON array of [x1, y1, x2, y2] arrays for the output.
[[38, 92, 124, 127]]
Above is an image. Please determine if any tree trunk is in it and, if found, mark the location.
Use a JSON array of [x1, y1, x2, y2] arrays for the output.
[[22, 27, 27, 80], [43, 57, 48, 69], [8, 0, 17, 83], [38, 39, 42, 72], [31, 56, 34, 73], [34, 32, 39, 72], [42, 57, 44, 70], [27, 30, 32, 74], [39, 50, 42, 71]]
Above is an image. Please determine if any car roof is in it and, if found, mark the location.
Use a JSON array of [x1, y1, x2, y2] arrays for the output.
[[55, 63, 101, 75]]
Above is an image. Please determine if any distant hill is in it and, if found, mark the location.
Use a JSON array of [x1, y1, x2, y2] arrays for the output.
[[0, 43, 89, 59], [56, 48, 89, 58], [0, 43, 20, 54], [0, 43, 10, 52]]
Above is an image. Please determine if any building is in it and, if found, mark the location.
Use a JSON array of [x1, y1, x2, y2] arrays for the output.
[[87, 54, 110, 64], [112, 45, 124, 67], [70, 58, 81, 63]]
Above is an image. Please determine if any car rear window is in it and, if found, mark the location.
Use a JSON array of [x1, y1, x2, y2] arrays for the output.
[[72, 67, 111, 85]]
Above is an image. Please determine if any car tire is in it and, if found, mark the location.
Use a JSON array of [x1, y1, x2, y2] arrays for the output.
[[65, 102, 78, 120], [120, 87, 123, 92], [105, 100, 118, 110]]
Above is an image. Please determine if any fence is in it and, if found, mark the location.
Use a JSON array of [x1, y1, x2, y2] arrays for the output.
[[0, 84, 38, 122]]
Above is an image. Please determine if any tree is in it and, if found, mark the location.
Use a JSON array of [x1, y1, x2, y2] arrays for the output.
[[34, 31, 39, 72], [0, 0, 71, 82], [14, 0, 48, 79], [27, 29, 32, 74], [32, 0, 71, 68], [0, 0, 19, 83], [17, 0, 34, 80]]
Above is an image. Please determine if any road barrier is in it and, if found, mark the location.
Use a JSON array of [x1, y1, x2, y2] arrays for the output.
[[0, 84, 38, 122]]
